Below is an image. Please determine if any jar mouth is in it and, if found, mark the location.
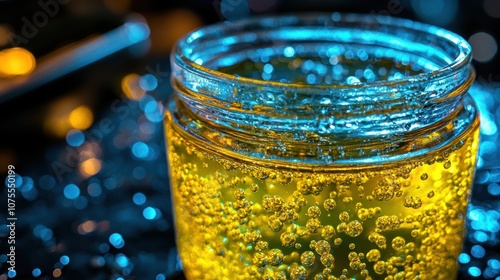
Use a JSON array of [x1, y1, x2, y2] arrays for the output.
[[169, 13, 477, 165], [173, 13, 472, 91]]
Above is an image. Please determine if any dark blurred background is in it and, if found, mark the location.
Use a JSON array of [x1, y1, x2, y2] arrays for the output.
[[0, 0, 499, 279]]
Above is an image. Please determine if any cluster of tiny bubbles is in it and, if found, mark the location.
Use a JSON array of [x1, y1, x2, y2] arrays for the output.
[[0, 70, 178, 279]]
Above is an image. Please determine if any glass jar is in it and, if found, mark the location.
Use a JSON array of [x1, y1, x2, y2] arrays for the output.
[[165, 13, 479, 280]]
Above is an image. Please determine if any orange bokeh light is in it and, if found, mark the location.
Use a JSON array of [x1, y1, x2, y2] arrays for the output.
[[0, 47, 36, 77]]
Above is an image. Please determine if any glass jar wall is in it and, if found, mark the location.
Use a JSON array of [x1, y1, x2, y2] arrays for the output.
[[165, 13, 479, 280]]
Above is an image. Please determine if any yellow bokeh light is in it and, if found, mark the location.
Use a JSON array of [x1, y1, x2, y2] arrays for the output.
[[80, 158, 102, 177], [69, 106, 94, 130], [0, 47, 36, 77], [121, 73, 145, 100]]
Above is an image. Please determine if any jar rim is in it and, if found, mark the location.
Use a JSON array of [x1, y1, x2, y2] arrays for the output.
[[173, 12, 472, 91]]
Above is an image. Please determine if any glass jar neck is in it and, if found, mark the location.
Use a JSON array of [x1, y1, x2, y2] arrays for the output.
[[169, 13, 475, 166]]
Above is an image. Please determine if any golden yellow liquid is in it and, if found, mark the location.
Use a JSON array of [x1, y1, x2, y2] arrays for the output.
[[165, 113, 479, 280]]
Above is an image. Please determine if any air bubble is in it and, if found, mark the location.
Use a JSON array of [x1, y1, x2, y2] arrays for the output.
[[391, 236, 406, 251], [366, 249, 381, 262], [345, 220, 363, 237], [307, 206, 321, 218], [300, 251, 316, 267], [339, 211, 350, 222], [321, 254, 335, 267], [323, 199, 336, 211], [314, 240, 331, 255]]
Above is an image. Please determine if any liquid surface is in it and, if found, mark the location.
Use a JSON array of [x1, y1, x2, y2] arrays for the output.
[[165, 115, 479, 280], [214, 47, 431, 85]]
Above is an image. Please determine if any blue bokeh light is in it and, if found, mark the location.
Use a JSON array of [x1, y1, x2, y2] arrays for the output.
[[220, 0, 250, 21], [7, 269, 16, 278], [60, 255, 70, 265], [459, 253, 471, 264], [283, 46, 295, 57], [488, 183, 500, 196], [20, 176, 33, 192], [94, 256, 105, 267], [64, 184, 80, 200], [66, 129, 85, 147], [87, 183, 102, 197], [5, 174, 22, 188], [139, 74, 158, 91], [104, 177, 117, 190], [40, 228, 53, 241], [115, 253, 129, 267], [489, 259, 500, 269], [133, 192, 146, 205], [132, 141, 150, 159], [143, 207, 160, 220], [98, 243, 110, 253], [74, 196, 88, 209], [468, 266, 482, 277], [109, 233, 125, 249], [39, 175, 56, 190], [132, 166, 146, 180], [144, 101, 164, 122], [473, 231, 489, 243], [32, 268, 41, 277], [412, 0, 458, 26], [472, 245, 486, 258], [124, 22, 150, 44]]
